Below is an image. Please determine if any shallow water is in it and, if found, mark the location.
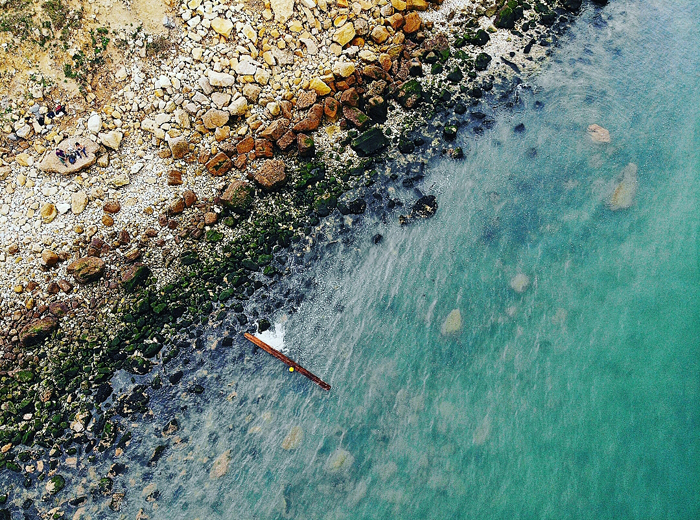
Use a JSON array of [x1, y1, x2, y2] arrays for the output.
[[11, 1, 699, 518]]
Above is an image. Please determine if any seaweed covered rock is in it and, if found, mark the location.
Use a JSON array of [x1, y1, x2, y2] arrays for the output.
[[562, 0, 583, 11], [475, 53, 492, 71], [399, 195, 438, 225], [121, 264, 151, 293], [351, 127, 388, 156], [220, 180, 254, 213], [396, 79, 423, 109], [67, 256, 105, 284], [20, 317, 59, 347]]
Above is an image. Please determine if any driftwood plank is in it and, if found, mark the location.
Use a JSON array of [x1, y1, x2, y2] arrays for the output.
[[244, 333, 331, 391]]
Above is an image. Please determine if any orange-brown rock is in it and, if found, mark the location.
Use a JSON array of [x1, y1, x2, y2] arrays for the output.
[[183, 190, 198, 207], [253, 159, 287, 191], [255, 139, 274, 158], [324, 97, 339, 119], [260, 118, 290, 141], [292, 104, 324, 132], [277, 130, 296, 151], [403, 12, 421, 33], [206, 152, 233, 176], [236, 136, 255, 154], [167, 170, 183, 185], [296, 90, 318, 110]]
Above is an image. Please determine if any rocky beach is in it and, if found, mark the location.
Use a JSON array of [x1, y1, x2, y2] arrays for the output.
[[0, 0, 647, 517]]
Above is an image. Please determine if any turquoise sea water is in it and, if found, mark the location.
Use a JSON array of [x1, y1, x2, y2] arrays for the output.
[[117, 1, 699, 519], [12, 1, 697, 518]]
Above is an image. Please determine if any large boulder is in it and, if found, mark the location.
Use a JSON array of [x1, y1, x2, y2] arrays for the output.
[[67, 256, 105, 284], [37, 138, 99, 175], [20, 317, 59, 347]]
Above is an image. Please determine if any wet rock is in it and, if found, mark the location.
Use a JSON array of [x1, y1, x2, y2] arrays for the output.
[[37, 138, 99, 174], [162, 419, 179, 436], [351, 127, 388, 156], [399, 195, 438, 225], [210, 450, 231, 479], [46, 475, 65, 495], [67, 257, 105, 284], [587, 124, 610, 143], [206, 152, 233, 176], [338, 198, 366, 215], [510, 273, 531, 293], [608, 163, 638, 210], [343, 106, 370, 129], [562, 0, 583, 11], [440, 309, 462, 336], [20, 317, 58, 347], [220, 180, 252, 215], [475, 52, 492, 71], [122, 264, 151, 293], [282, 426, 304, 450], [253, 159, 287, 191]]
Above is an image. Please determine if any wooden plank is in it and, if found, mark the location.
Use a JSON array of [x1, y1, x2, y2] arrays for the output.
[[244, 333, 331, 391]]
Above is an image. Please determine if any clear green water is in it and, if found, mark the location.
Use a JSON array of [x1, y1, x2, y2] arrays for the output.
[[40, 1, 700, 518]]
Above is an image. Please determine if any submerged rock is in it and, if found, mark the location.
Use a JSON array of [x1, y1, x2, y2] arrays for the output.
[[608, 163, 638, 210], [587, 124, 611, 143], [326, 448, 354, 473], [440, 309, 462, 336], [282, 426, 304, 450], [210, 450, 231, 479], [510, 273, 531, 294]]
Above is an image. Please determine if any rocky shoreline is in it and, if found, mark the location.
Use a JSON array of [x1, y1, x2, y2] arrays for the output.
[[0, 0, 607, 516]]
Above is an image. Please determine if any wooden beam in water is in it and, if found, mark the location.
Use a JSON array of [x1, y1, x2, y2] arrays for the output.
[[244, 333, 331, 391]]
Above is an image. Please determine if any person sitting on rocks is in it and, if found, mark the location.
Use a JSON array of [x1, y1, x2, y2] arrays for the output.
[[55, 104, 66, 116], [77, 144, 88, 158], [55, 149, 66, 166]]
